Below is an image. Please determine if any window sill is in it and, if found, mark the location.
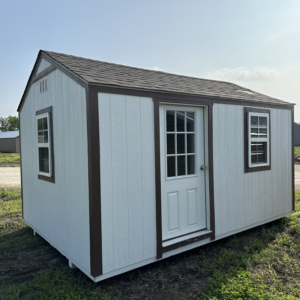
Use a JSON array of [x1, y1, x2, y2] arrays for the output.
[[245, 165, 271, 173], [38, 174, 55, 183]]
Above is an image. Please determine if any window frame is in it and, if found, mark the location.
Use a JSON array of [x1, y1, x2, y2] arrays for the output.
[[244, 107, 271, 173], [36, 106, 55, 183], [165, 107, 198, 180]]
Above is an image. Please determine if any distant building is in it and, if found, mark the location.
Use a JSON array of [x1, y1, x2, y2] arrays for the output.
[[295, 123, 300, 146], [0, 130, 20, 153]]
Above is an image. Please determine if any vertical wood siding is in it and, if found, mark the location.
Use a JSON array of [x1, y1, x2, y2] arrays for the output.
[[20, 69, 90, 273], [213, 104, 292, 238], [99, 93, 156, 274], [36, 58, 51, 75]]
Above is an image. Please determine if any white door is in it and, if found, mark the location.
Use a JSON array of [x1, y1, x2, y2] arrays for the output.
[[160, 105, 206, 241]]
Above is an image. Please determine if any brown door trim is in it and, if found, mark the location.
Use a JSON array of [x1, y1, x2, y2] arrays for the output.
[[154, 99, 215, 258]]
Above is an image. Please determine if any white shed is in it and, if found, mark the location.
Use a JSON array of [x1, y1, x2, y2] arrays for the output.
[[0, 130, 20, 153], [17, 50, 295, 282]]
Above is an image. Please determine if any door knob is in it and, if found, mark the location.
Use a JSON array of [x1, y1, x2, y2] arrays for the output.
[[200, 165, 207, 171]]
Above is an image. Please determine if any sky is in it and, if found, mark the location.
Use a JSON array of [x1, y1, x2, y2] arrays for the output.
[[0, 0, 299, 120]]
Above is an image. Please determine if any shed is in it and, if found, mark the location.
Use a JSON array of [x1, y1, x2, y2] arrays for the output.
[[17, 50, 295, 282], [0, 130, 20, 153], [294, 123, 300, 146]]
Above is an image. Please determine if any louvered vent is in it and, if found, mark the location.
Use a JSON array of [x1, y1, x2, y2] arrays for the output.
[[40, 77, 48, 93]]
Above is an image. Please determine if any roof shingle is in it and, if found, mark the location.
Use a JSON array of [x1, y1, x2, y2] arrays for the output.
[[42, 50, 292, 106]]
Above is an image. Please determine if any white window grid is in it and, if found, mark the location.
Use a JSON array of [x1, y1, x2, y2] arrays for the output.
[[248, 112, 269, 168], [37, 113, 52, 177]]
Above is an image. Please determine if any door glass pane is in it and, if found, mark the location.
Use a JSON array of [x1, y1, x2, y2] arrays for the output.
[[251, 116, 258, 126], [177, 156, 186, 176], [39, 147, 49, 173], [259, 117, 267, 127], [251, 127, 259, 138], [43, 131, 48, 143], [176, 112, 185, 132], [167, 156, 176, 177], [38, 119, 43, 131], [166, 111, 175, 132], [187, 134, 195, 153], [187, 155, 195, 175], [259, 127, 267, 138], [186, 112, 194, 132], [38, 132, 44, 143], [177, 134, 185, 154], [167, 134, 175, 154]]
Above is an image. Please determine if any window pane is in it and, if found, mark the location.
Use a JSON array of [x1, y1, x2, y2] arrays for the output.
[[167, 156, 176, 177], [167, 134, 175, 154], [259, 127, 267, 138], [38, 132, 44, 143], [259, 117, 267, 127], [251, 127, 259, 138], [186, 112, 194, 132], [187, 134, 195, 153], [39, 147, 49, 173], [177, 134, 185, 154], [177, 156, 186, 176], [187, 155, 195, 174], [38, 119, 43, 131], [251, 142, 267, 164], [251, 116, 258, 126], [177, 112, 185, 132], [43, 131, 48, 143], [42, 117, 48, 130], [166, 111, 175, 132]]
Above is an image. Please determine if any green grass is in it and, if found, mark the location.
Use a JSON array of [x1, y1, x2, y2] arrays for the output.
[[0, 153, 20, 167], [295, 146, 300, 159], [1, 188, 300, 299]]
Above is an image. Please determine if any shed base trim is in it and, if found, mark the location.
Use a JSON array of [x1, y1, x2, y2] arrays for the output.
[[215, 211, 292, 241], [25, 220, 93, 281]]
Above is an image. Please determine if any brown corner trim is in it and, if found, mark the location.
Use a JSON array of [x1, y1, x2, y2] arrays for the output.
[[36, 106, 55, 184], [292, 107, 295, 210], [244, 107, 271, 173], [153, 99, 163, 259], [87, 85, 103, 277], [31, 65, 56, 85], [19, 112, 24, 219], [162, 232, 212, 253]]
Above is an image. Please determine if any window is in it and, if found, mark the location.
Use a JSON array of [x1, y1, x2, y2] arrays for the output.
[[166, 110, 196, 178], [244, 107, 271, 172], [36, 106, 55, 182]]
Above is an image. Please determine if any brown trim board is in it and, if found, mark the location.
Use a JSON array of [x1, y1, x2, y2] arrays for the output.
[[31, 65, 56, 85], [19, 112, 24, 219], [244, 107, 271, 173], [87, 85, 102, 277], [36, 106, 55, 184], [292, 107, 295, 211]]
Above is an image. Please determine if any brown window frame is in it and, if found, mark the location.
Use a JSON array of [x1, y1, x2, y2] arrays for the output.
[[36, 106, 55, 183], [244, 107, 271, 173]]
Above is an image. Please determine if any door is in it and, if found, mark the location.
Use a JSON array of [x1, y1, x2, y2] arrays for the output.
[[160, 105, 206, 241]]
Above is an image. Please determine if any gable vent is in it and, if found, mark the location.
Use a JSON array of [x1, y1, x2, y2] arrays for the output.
[[40, 77, 48, 93]]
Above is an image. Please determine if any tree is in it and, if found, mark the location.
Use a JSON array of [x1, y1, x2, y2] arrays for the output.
[[0, 116, 19, 132]]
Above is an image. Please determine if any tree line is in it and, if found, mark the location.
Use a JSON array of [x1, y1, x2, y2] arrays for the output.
[[0, 116, 19, 132]]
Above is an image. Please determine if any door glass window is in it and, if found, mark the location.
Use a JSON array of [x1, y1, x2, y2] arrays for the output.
[[166, 110, 196, 178]]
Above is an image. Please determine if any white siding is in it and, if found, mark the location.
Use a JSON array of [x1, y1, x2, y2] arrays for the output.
[[213, 104, 292, 238], [20, 68, 90, 273], [99, 93, 156, 274], [36, 58, 51, 74]]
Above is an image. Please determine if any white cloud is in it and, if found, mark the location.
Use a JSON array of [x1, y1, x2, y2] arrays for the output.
[[152, 66, 162, 71], [206, 66, 280, 82]]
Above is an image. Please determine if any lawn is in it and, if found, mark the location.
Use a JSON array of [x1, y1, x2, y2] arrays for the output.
[[0, 153, 20, 167], [1, 188, 300, 299]]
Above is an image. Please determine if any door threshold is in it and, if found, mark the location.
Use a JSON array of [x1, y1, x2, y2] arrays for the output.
[[162, 229, 212, 247]]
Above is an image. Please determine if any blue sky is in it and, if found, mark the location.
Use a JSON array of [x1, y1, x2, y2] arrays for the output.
[[1, 0, 299, 120]]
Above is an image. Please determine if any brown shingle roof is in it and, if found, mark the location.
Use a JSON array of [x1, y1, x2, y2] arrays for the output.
[[42, 50, 292, 106]]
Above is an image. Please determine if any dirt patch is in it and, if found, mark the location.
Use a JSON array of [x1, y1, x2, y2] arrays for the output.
[[0, 167, 21, 187]]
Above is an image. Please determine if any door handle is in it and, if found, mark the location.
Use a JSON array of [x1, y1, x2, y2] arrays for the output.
[[200, 165, 207, 171]]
